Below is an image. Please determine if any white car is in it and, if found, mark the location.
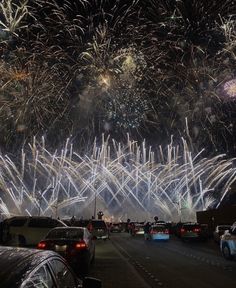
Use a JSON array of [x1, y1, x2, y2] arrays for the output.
[[2, 216, 66, 247], [150, 224, 170, 241], [220, 221, 236, 260]]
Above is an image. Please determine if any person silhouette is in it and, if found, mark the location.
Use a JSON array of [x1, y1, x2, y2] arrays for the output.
[[154, 216, 159, 223]]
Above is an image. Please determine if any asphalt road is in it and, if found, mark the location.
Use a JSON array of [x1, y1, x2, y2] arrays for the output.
[[89, 233, 236, 288]]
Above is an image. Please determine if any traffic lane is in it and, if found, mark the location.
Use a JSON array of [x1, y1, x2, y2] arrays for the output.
[[112, 233, 236, 288], [88, 239, 151, 288]]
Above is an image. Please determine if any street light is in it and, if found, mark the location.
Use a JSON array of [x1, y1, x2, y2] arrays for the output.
[[93, 191, 97, 219]]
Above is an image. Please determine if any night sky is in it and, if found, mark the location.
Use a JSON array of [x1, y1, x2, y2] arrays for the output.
[[0, 0, 236, 155]]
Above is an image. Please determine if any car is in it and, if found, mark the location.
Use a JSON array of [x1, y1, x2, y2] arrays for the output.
[[1, 216, 66, 247], [0, 246, 101, 288], [220, 221, 236, 260], [37, 227, 96, 276], [213, 225, 231, 243], [180, 222, 207, 241], [71, 220, 109, 240], [133, 223, 145, 236], [150, 224, 170, 241], [173, 222, 186, 238], [110, 223, 123, 233]]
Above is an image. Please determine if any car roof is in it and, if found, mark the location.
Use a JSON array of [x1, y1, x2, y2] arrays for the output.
[[0, 246, 62, 287], [48, 226, 87, 232], [51, 226, 86, 229], [3, 216, 67, 226], [4, 216, 56, 220]]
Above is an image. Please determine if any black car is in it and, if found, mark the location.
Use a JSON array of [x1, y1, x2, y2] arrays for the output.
[[37, 227, 96, 276], [0, 246, 101, 288], [180, 223, 208, 241], [110, 223, 123, 233]]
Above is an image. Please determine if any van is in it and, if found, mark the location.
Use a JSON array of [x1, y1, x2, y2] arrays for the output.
[[70, 219, 109, 240], [2, 216, 66, 247]]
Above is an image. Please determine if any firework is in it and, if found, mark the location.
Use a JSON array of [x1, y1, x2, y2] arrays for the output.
[[0, 0, 235, 154], [0, 135, 235, 221], [0, 0, 29, 37], [222, 78, 236, 100]]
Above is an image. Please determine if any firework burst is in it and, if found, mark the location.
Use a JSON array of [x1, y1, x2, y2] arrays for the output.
[[0, 135, 236, 221], [0, 0, 235, 154]]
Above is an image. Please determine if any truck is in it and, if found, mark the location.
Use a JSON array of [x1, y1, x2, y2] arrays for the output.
[[196, 205, 236, 236]]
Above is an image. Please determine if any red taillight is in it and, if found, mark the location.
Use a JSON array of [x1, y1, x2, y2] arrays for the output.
[[180, 228, 185, 233], [37, 241, 47, 249], [193, 228, 201, 233], [75, 241, 87, 250], [150, 230, 156, 234]]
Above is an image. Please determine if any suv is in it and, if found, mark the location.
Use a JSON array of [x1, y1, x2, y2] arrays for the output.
[[71, 219, 109, 240], [2, 216, 66, 247], [220, 221, 236, 260]]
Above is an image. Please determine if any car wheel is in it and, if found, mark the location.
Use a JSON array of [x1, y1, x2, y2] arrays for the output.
[[222, 243, 233, 260]]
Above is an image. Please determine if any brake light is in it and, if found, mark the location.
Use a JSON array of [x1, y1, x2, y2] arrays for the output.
[[75, 241, 87, 250], [180, 228, 185, 233], [150, 229, 156, 234], [193, 228, 201, 233], [37, 241, 47, 249]]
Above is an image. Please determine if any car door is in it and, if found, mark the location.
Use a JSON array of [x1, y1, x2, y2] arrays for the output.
[[229, 226, 236, 254], [49, 258, 81, 288], [20, 262, 56, 288]]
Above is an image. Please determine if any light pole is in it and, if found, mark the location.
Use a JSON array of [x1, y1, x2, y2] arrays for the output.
[[93, 192, 97, 219]]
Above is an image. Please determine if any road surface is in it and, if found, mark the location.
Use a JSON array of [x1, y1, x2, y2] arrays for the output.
[[89, 232, 236, 288]]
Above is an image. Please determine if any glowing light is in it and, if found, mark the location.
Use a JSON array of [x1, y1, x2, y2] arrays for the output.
[[223, 79, 236, 99], [98, 74, 111, 89]]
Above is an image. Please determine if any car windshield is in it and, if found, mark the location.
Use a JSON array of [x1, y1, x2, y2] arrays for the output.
[[46, 228, 84, 239]]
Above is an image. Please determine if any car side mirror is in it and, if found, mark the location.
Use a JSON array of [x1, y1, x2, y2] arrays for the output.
[[83, 277, 101, 288]]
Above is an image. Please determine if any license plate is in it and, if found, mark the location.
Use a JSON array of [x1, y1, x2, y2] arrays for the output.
[[55, 245, 67, 252]]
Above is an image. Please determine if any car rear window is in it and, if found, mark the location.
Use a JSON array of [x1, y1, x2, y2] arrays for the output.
[[46, 228, 84, 239], [151, 225, 166, 232], [218, 226, 230, 231], [92, 221, 107, 228], [183, 224, 200, 230], [28, 218, 62, 228], [6, 218, 27, 227], [72, 220, 89, 227]]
